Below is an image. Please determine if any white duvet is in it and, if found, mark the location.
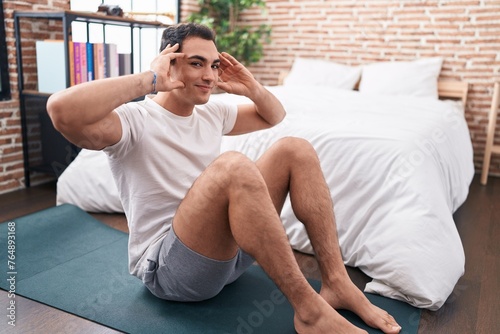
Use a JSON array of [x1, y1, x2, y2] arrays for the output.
[[57, 86, 474, 310]]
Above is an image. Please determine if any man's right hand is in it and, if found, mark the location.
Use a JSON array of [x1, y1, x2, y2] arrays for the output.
[[149, 43, 185, 93]]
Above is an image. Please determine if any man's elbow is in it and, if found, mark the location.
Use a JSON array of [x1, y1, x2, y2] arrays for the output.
[[46, 93, 70, 133], [269, 109, 286, 127]]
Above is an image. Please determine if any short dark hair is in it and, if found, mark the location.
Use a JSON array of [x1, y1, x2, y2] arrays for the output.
[[159, 23, 216, 53]]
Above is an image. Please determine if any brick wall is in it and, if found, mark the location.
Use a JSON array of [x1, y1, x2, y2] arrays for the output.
[[0, 0, 69, 194], [183, 0, 500, 179], [1, 0, 499, 194]]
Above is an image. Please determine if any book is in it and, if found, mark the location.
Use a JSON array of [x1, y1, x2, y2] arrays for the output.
[[105, 43, 119, 78], [73, 42, 85, 84], [86, 42, 94, 81], [79, 42, 88, 83], [36, 40, 67, 93], [93, 43, 105, 80], [68, 41, 75, 86], [119, 53, 132, 76]]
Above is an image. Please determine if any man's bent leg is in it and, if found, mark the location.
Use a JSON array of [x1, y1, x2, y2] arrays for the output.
[[256, 137, 401, 333], [172, 151, 367, 333], [256, 137, 350, 282]]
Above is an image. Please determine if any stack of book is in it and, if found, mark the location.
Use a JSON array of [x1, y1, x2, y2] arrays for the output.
[[36, 40, 132, 94]]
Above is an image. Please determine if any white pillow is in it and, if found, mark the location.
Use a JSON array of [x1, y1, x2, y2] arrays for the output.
[[359, 57, 443, 99], [284, 57, 361, 90], [56, 149, 124, 213]]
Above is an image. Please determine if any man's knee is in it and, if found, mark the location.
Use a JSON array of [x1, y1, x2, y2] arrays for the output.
[[213, 151, 265, 186], [215, 151, 253, 172], [274, 137, 318, 162]]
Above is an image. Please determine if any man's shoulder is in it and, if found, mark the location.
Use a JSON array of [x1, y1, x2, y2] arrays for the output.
[[116, 97, 150, 113], [113, 98, 153, 125], [196, 100, 238, 134]]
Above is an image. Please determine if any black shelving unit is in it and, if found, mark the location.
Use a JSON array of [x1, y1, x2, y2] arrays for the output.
[[14, 11, 169, 186]]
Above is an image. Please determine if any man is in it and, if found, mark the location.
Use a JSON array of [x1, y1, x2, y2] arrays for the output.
[[47, 23, 401, 333]]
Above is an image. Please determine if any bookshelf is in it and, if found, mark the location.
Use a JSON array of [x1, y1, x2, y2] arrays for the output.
[[14, 11, 169, 186]]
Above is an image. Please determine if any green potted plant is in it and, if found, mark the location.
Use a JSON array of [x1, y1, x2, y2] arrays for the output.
[[187, 0, 271, 65]]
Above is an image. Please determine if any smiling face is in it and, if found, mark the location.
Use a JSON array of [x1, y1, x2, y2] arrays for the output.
[[167, 37, 220, 112]]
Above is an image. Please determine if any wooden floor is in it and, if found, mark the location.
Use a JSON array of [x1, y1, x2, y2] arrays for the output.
[[0, 174, 499, 333]]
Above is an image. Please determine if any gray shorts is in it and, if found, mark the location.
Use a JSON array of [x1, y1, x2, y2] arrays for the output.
[[142, 228, 255, 302]]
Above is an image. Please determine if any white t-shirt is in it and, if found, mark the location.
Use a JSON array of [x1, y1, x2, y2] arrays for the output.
[[104, 97, 238, 277]]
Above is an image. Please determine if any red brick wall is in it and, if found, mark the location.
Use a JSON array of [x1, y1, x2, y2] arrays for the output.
[[1, 0, 499, 194], [184, 0, 500, 179], [0, 0, 69, 194]]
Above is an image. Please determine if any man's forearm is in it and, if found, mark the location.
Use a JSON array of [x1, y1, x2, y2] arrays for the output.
[[250, 84, 286, 126]]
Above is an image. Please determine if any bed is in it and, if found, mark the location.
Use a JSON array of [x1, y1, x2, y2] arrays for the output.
[[56, 57, 474, 311]]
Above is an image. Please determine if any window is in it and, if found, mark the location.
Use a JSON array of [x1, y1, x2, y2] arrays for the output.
[[0, 0, 11, 100], [70, 0, 178, 73]]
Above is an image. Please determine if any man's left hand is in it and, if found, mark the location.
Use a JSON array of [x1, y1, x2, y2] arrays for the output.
[[216, 52, 258, 96]]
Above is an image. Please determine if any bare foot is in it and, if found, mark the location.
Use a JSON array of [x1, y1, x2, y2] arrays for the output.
[[294, 294, 368, 334], [320, 280, 401, 334]]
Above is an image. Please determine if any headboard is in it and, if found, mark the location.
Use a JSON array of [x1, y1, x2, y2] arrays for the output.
[[437, 81, 469, 105]]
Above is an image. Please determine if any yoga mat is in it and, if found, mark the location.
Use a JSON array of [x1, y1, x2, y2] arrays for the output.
[[1, 204, 420, 333]]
